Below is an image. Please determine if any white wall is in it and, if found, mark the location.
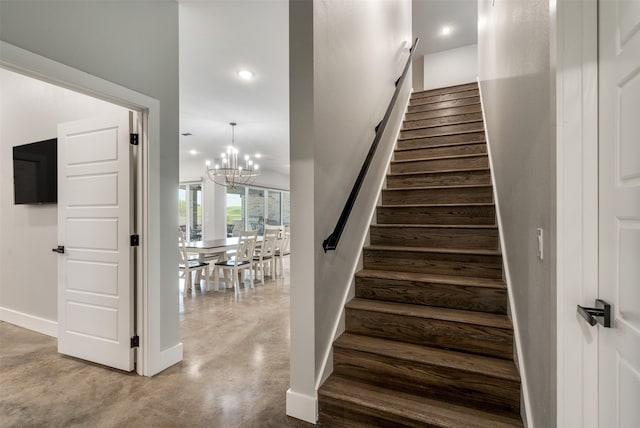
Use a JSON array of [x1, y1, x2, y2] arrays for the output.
[[478, 0, 556, 427], [423, 44, 477, 90], [0, 1, 180, 374], [288, 0, 412, 422], [0, 69, 125, 331]]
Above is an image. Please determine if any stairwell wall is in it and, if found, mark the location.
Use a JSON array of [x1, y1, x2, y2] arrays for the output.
[[477, 0, 557, 427], [288, 0, 412, 422]]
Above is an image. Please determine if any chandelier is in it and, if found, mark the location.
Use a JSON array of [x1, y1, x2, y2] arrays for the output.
[[206, 122, 259, 188]]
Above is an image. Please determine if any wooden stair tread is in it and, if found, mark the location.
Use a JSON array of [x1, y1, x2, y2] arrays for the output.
[[391, 153, 488, 165], [380, 202, 495, 208], [395, 139, 486, 151], [355, 269, 505, 288], [402, 118, 484, 132], [387, 167, 490, 177], [365, 244, 501, 256], [410, 93, 482, 106], [371, 224, 498, 230], [405, 102, 481, 114], [384, 183, 492, 191], [335, 332, 519, 381], [346, 298, 512, 329], [412, 82, 478, 98], [398, 129, 485, 142], [320, 376, 523, 428]]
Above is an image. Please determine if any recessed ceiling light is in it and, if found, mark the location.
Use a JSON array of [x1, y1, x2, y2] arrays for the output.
[[238, 70, 254, 80], [254, 153, 262, 158], [441, 26, 452, 36], [189, 149, 198, 155]]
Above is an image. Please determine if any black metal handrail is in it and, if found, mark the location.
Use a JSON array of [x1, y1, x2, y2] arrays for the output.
[[322, 37, 419, 253]]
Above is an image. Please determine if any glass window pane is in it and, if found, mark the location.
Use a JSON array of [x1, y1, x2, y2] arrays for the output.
[[178, 185, 187, 236], [282, 191, 290, 226], [226, 186, 245, 237], [189, 184, 203, 241], [247, 188, 265, 234], [267, 191, 282, 226]]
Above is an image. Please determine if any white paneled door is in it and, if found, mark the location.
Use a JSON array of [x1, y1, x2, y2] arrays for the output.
[[57, 112, 135, 371], [599, 0, 640, 427]]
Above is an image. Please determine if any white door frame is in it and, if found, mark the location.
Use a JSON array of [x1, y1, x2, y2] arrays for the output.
[[556, 0, 599, 426], [0, 41, 167, 376]]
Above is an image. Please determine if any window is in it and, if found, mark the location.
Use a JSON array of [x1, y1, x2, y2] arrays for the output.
[[178, 182, 203, 241], [225, 186, 290, 233]]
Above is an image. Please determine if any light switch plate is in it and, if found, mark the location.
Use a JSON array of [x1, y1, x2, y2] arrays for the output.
[[537, 228, 544, 260]]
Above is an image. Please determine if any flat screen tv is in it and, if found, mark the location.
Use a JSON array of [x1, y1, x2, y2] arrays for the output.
[[13, 138, 58, 205]]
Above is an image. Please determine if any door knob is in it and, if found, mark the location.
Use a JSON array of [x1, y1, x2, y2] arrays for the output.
[[52, 245, 65, 254], [577, 299, 611, 327]]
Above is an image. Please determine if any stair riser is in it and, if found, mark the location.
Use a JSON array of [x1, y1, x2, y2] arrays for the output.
[[398, 131, 485, 151], [405, 104, 481, 122], [391, 156, 489, 174], [412, 83, 478, 99], [400, 121, 483, 139], [394, 142, 487, 161], [387, 170, 491, 188], [333, 348, 520, 416], [410, 90, 479, 106], [363, 249, 503, 279], [369, 226, 499, 250], [355, 276, 507, 314], [403, 112, 483, 130], [382, 187, 493, 205], [319, 399, 431, 428], [345, 308, 513, 359], [408, 96, 481, 114], [376, 205, 496, 225]]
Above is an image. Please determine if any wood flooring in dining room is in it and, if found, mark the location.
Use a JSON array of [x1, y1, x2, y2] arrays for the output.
[[0, 258, 312, 428]]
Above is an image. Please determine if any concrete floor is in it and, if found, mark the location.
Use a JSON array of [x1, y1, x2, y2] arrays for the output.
[[0, 259, 313, 427]]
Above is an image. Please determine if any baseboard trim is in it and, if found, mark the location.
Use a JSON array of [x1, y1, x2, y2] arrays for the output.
[[0, 307, 57, 337], [286, 388, 318, 424]]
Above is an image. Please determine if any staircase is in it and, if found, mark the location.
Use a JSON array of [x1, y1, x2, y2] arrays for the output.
[[318, 82, 523, 427]]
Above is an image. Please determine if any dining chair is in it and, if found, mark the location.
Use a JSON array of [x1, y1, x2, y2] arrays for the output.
[[178, 233, 209, 296], [213, 230, 258, 296], [252, 227, 279, 285], [274, 225, 290, 278]]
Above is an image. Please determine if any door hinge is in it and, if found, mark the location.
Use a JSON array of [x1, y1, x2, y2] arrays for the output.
[[130, 234, 139, 247], [130, 335, 140, 348], [130, 133, 139, 146]]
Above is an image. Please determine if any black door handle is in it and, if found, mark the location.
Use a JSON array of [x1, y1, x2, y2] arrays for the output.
[[52, 246, 65, 254], [577, 299, 611, 327]]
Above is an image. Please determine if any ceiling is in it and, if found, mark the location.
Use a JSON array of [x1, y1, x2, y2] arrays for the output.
[[178, 0, 477, 176]]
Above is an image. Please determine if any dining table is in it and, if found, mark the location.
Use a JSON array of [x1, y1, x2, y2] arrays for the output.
[[183, 236, 263, 291]]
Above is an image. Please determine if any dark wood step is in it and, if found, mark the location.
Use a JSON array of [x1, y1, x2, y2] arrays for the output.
[[394, 141, 487, 161], [345, 298, 513, 359], [412, 82, 478, 99], [363, 245, 503, 280], [387, 169, 491, 188], [405, 103, 481, 122], [355, 269, 507, 314], [397, 131, 486, 151], [400, 121, 484, 139], [369, 224, 499, 250], [391, 154, 489, 174], [408, 96, 481, 114], [403, 112, 483, 131], [409, 90, 480, 107], [376, 203, 496, 225], [382, 185, 493, 205], [333, 333, 520, 415], [319, 376, 523, 427]]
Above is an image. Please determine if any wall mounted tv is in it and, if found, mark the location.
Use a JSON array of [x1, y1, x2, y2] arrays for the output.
[[13, 138, 58, 205]]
